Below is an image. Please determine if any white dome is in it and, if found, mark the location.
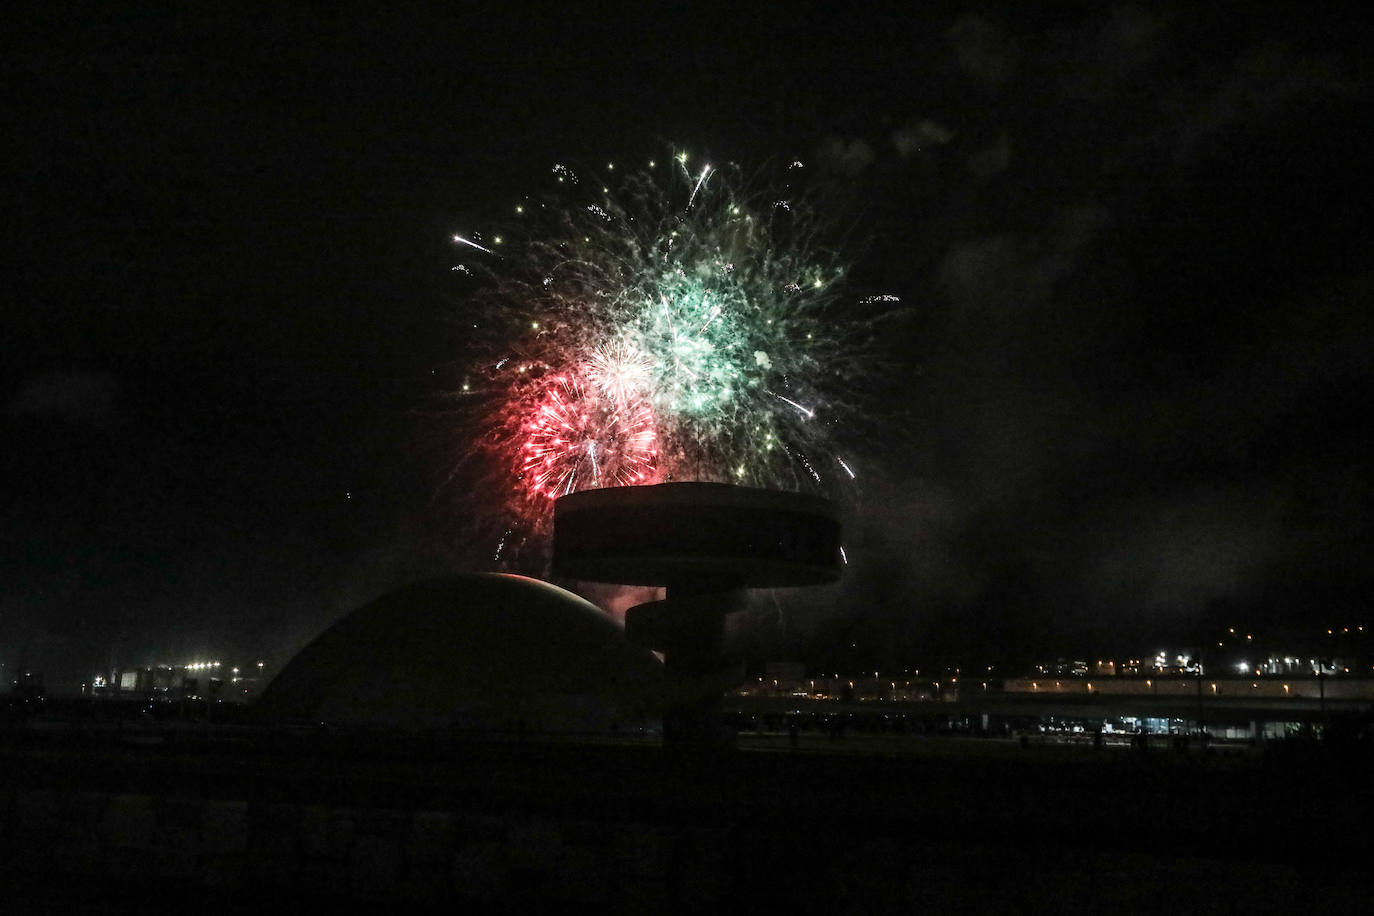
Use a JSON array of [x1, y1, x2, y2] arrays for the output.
[[256, 574, 663, 733]]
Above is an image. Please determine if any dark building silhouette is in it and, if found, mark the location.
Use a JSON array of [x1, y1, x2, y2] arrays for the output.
[[255, 573, 663, 734]]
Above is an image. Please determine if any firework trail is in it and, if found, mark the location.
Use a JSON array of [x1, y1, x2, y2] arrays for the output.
[[446, 151, 897, 565]]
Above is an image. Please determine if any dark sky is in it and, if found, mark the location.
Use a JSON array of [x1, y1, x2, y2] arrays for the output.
[[5, 4, 1372, 684]]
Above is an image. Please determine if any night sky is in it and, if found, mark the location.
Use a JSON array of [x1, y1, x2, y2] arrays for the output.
[[5, 4, 1372, 686]]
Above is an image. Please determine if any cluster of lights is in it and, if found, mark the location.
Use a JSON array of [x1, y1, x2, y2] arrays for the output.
[[182, 660, 265, 681]]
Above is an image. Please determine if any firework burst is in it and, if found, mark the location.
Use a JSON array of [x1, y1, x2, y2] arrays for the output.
[[521, 370, 658, 498], [447, 151, 896, 564]]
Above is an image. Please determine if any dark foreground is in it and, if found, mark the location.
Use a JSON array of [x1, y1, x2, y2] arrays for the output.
[[2, 723, 1371, 914]]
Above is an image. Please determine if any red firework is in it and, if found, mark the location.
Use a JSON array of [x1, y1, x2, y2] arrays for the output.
[[519, 370, 659, 501]]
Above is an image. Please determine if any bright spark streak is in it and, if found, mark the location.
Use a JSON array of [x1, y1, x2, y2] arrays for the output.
[[769, 391, 815, 419], [586, 448, 599, 486], [699, 302, 721, 332], [687, 164, 712, 209], [840, 546, 848, 564], [838, 458, 856, 479], [453, 234, 495, 255]]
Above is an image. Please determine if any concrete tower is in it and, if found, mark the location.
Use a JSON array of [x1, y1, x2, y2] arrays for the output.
[[554, 482, 842, 748]]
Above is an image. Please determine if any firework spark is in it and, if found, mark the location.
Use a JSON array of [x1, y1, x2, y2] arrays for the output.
[[452, 234, 496, 255], [446, 150, 896, 560]]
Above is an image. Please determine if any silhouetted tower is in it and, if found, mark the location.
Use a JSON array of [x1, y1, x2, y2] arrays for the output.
[[554, 482, 842, 749]]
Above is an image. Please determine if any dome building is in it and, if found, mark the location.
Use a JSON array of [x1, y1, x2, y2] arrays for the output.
[[256, 574, 664, 734]]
